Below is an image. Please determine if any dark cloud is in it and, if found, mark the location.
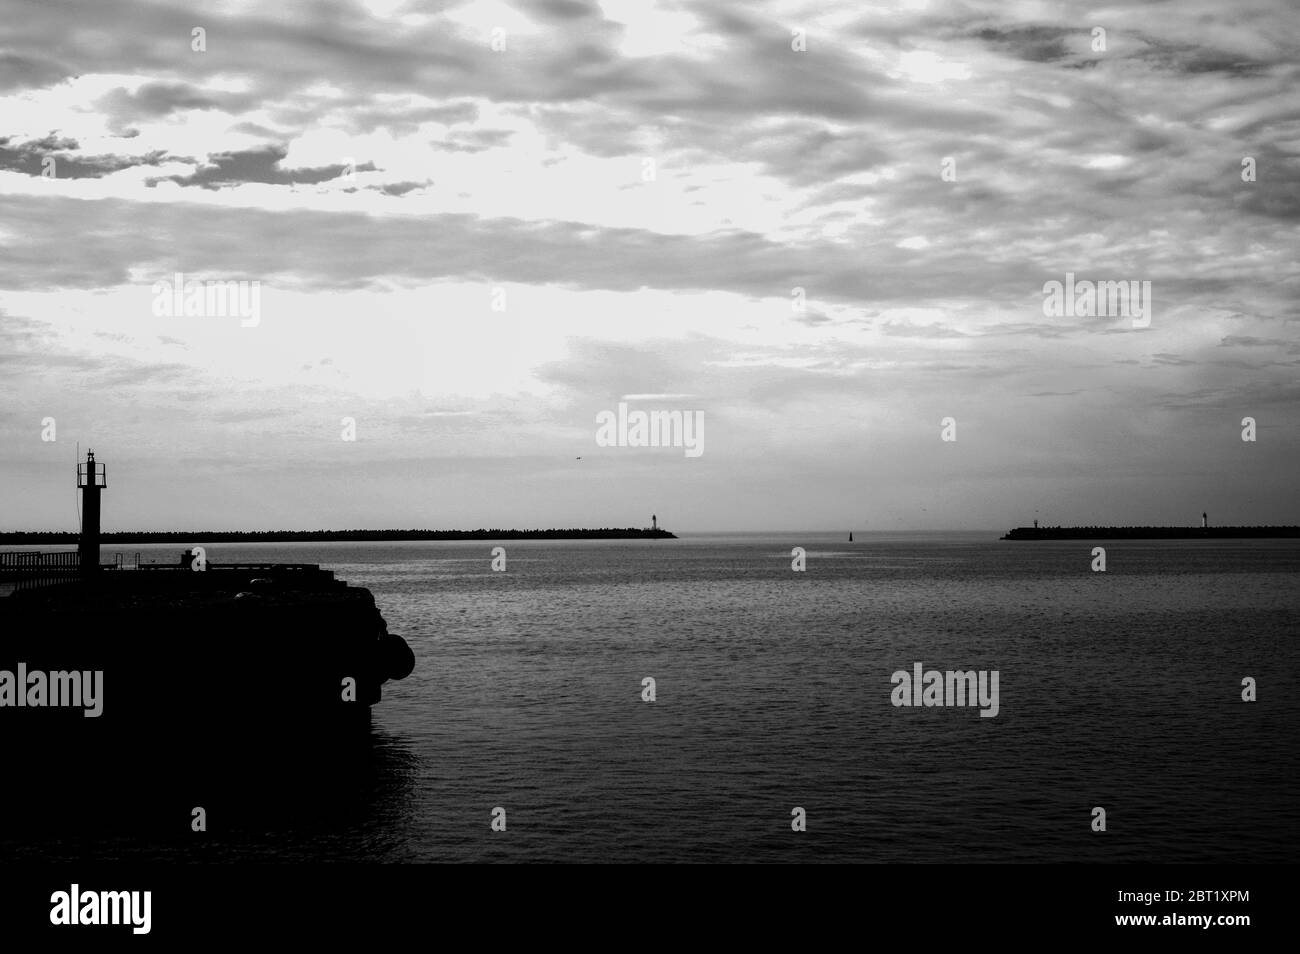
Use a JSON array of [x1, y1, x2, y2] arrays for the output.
[[519, 0, 603, 23], [431, 128, 515, 153], [342, 100, 481, 136], [0, 133, 170, 178], [61, 199, 1300, 337], [97, 81, 226, 117], [229, 121, 288, 138], [969, 26, 1075, 63], [147, 144, 375, 189], [1133, 39, 1274, 76], [1219, 335, 1289, 347], [0, 51, 71, 91], [371, 180, 428, 196]]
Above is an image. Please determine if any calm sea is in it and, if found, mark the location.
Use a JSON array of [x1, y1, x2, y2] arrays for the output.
[[6, 532, 1298, 863]]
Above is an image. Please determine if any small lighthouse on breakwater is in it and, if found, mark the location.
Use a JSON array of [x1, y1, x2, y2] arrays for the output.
[[77, 450, 106, 573]]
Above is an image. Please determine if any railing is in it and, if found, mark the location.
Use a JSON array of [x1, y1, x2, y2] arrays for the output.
[[1, 553, 336, 597], [0, 550, 81, 592]]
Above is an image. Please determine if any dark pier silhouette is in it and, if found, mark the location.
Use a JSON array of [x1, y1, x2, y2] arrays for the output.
[[0, 451, 416, 845]]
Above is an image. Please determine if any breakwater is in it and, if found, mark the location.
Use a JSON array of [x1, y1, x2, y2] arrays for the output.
[[1002, 526, 1299, 540], [0, 527, 677, 545]]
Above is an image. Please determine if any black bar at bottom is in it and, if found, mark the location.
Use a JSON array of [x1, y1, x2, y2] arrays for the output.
[[0, 864, 1279, 943]]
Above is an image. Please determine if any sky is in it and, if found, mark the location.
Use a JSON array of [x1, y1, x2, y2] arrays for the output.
[[1, 0, 1297, 533]]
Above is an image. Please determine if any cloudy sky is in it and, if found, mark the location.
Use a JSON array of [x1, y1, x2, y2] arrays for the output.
[[1, 0, 1297, 533]]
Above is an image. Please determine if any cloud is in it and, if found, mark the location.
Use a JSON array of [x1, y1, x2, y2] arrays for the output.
[[0, 134, 171, 178], [0, 51, 71, 91], [877, 320, 969, 339], [0, 0, 1297, 530], [148, 144, 375, 189], [969, 26, 1076, 63], [95, 81, 236, 125]]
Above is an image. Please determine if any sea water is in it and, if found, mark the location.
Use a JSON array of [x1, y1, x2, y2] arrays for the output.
[[4, 532, 1296, 863]]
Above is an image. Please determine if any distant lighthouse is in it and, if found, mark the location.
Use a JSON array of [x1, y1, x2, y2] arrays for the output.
[[1202, 512, 1208, 529], [77, 449, 106, 573], [651, 514, 657, 531]]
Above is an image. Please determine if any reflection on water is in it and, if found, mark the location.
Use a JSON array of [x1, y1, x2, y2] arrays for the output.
[[1, 720, 421, 863]]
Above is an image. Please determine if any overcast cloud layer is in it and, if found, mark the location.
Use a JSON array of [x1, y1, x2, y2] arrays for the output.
[[1, 0, 1297, 532]]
